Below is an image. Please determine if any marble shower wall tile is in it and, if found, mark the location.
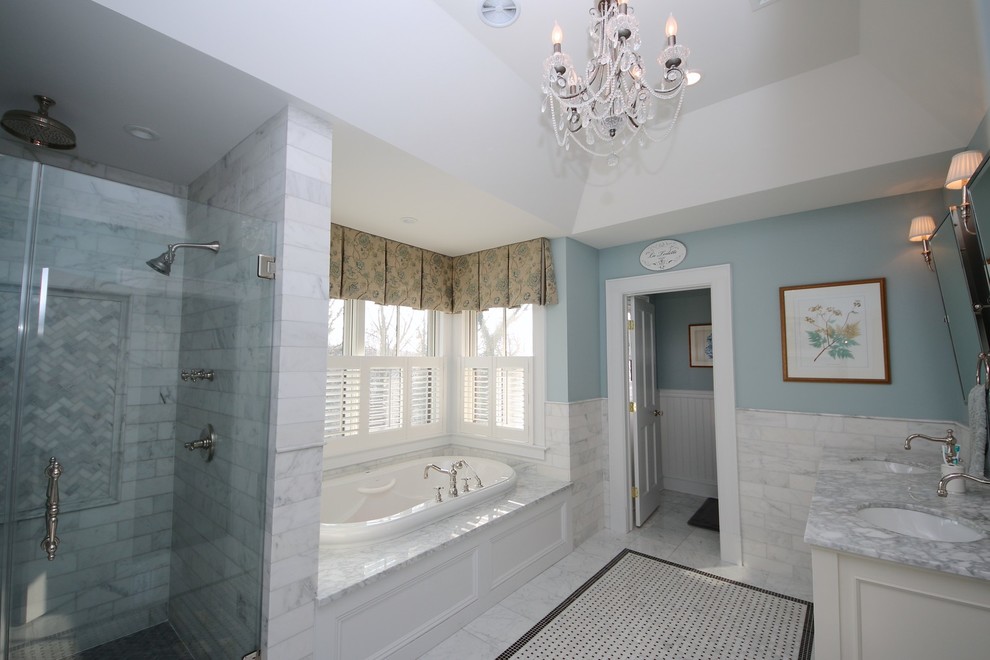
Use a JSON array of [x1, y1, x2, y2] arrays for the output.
[[169, 105, 330, 659]]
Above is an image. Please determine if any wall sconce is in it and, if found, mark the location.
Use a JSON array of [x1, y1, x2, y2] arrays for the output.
[[908, 215, 936, 271], [945, 150, 983, 234]]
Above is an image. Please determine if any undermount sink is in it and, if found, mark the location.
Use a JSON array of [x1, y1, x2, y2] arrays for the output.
[[851, 459, 928, 474], [858, 506, 985, 542]]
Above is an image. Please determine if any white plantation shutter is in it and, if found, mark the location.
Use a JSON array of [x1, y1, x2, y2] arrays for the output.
[[325, 366, 361, 437], [411, 363, 442, 427], [459, 356, 530, 442], [496, 363, 527, 430], [368, 366, 403, 433], [462, 362, 490, 426]]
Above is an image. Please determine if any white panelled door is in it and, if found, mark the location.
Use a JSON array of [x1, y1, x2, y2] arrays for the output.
[[629, 296, 663, 527]]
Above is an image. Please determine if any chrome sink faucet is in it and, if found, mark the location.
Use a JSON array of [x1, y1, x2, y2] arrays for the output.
[[904, 429, 957, 463], [937, 472, 990, 497], [423, 463, 458, 497]]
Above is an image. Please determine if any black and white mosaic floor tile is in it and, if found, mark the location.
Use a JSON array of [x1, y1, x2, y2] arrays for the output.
[[499, 549, 814, 660]]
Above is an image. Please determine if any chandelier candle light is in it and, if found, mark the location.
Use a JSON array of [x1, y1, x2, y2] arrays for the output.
[[542, 0, 691, 165]]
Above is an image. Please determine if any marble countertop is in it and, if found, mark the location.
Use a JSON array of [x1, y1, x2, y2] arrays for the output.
[[317, 465, 571, 605], [805, 449, 990, 581]]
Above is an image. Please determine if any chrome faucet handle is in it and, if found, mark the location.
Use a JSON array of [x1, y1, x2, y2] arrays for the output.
[[937, 472, 990, 496], [461, 478, 471, 493], [435, 487, 443, 503], [449, 466, 458, 497]]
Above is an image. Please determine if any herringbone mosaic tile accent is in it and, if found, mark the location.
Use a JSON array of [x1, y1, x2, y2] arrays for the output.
[[0, 288, 127, 514]]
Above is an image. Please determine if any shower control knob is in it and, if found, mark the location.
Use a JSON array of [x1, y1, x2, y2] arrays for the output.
[[183, 424, 216, 462]]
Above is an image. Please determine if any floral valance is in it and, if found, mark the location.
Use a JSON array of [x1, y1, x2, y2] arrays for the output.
[[329, 224, 557, 313]]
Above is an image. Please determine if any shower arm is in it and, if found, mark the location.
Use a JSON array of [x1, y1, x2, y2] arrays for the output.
[[168, 241, 221, 256]]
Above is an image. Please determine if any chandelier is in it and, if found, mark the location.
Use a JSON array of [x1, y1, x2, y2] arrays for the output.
[[541, 0, 691, 165]]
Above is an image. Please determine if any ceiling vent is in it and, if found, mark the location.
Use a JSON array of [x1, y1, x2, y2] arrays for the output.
[[479, 0, 519, 28]]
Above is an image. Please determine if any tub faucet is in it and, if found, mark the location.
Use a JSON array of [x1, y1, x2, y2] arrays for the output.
[[423, 463, 458, 496], [452, 460, 483, 488], [937, 472, 990, 497], [904, 429, 957, 463]]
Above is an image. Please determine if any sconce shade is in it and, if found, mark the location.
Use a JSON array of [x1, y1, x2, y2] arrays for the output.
[[908, 215, 936, 242], [945, 150, 984, 190]]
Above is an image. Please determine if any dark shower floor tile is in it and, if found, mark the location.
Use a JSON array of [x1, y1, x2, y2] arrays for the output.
[[71, 623, 193, 660]]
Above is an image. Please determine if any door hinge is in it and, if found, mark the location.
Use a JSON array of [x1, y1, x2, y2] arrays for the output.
[[628, 402, 636, 413], [242, 651, 261, 660], [627, 319, 635, 330], [257, 254, 276, 280], [631, 486, 639, 499]]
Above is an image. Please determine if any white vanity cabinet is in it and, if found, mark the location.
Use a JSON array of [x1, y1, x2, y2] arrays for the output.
[[811, 548, 990, 659]]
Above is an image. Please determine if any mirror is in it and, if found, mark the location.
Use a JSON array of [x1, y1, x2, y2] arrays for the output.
[[931, 212, 982, 401]]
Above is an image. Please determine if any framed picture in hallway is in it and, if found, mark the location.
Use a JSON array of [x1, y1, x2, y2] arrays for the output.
[[688, 324, 713, 368], [779, 278, 890, 383]]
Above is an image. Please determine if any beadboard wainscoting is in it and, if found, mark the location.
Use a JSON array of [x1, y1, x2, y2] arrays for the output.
[[657, 389, 718, 499]]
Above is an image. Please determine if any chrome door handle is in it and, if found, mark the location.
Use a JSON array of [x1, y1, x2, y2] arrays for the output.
[[41, 457, 62, 561]]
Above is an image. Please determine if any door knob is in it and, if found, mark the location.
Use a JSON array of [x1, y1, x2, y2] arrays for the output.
[[653, 410, 663, 416]]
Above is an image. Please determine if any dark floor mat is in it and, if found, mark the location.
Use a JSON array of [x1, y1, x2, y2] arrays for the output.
[[687, 497, 719, 531]]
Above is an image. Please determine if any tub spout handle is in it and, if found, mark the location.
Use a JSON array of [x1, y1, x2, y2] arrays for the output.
[[435, 487, 443, 503], [453, 459, 483, 488], [462, 478, 471, 493]]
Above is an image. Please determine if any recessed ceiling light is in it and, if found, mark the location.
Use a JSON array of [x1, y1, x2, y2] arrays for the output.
[[401, 216, 418, 224], [685, 70, 702, 86], [478, 0, 519, 28], [124, 124, 160, 141]]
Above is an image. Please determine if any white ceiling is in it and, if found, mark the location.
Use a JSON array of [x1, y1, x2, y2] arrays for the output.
[[1, 0, 988, 254]]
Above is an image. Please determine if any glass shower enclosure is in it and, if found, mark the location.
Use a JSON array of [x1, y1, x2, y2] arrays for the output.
[[0, 154, 274, 659]]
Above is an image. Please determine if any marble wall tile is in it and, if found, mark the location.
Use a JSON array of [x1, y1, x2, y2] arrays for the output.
[[736, 408, 965, 587]]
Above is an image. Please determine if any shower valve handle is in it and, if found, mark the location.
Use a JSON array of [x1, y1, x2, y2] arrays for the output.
[[184, 424, 216, 462]]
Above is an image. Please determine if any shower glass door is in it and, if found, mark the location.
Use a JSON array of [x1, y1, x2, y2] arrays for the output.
[[0, 156, 274, 659]]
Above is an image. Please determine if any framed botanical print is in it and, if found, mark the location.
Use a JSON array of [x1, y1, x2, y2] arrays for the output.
[[779, 278, 889, 383]]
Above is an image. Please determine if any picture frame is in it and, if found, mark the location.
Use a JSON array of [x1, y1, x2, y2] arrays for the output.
[[779, 278, 889, 383], [688, 324, 713, 368]]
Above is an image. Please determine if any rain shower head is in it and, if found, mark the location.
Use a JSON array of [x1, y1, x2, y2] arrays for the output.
[[1, 95, 76, 150], [146, 241, 221, 276]]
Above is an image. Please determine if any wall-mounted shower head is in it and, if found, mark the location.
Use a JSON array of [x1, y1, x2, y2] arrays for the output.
[[1, 95, 77, 150], [146, 241, 221, 276]]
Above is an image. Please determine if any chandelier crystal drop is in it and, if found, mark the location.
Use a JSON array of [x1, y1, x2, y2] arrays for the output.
[[541, 0, 690, 164]]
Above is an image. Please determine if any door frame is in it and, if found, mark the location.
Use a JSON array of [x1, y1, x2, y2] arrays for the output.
[[605, 264, 742, 565]]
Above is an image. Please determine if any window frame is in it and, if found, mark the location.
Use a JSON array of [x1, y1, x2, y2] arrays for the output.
[[325, 300, 446, 457], [454, 305, 546, 457]]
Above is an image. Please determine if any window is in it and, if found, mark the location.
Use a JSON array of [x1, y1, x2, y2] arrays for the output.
[[460, 305, 534, 443], [325, 300, 443, 449]]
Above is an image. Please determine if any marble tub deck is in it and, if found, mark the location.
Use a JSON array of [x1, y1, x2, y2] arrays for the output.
[[317, 465, 571, 604], [805, 449, 990, 581]]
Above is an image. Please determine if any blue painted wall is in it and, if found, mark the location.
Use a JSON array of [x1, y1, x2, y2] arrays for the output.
[[594, 189, 968, 423], [546, 237, 601, 402], [650, 289, 714, 391]]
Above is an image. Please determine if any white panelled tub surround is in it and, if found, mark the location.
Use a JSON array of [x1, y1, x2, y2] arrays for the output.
[[320, 456, 516, 547], [316, 464, 572, 659]]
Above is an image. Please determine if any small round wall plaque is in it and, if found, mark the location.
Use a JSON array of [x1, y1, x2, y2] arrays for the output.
[[639, 239, 687, 271]]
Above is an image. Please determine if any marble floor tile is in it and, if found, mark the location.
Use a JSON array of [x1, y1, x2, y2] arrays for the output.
[[417, 630, 501, 660], [463, 604, 537, 650]]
